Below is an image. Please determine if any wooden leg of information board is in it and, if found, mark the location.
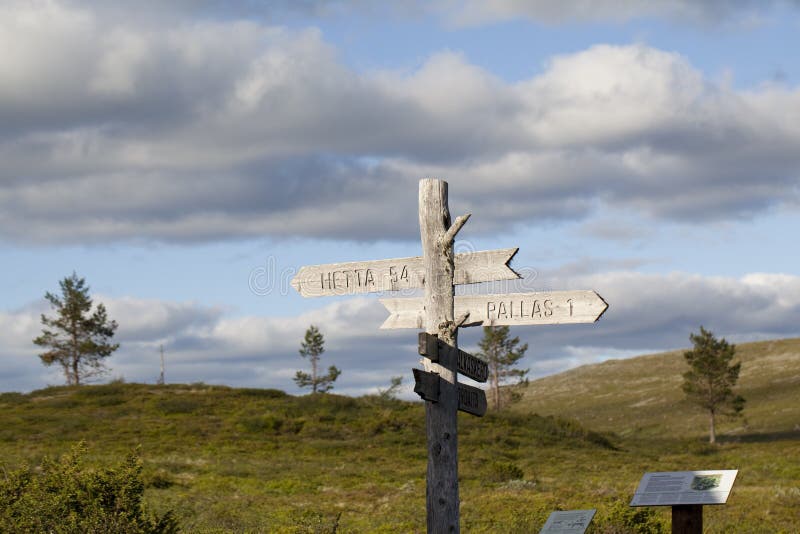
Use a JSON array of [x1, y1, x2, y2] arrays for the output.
[[672, 505, 702, 534]]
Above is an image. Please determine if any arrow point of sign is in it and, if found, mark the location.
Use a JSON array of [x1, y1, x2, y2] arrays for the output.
[[593, 291, 609, 322], [378, 298, 392, 329], [505, 247, 521, 280], [452, 247, 522, 285], [290, 267, 309, 296]]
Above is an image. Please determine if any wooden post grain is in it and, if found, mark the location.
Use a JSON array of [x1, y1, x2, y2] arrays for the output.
[[672, 505, 702, 534], [419, 179, 469, 533]]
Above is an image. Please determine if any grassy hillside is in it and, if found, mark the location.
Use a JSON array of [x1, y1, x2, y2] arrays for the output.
[[0, 383, 634, 532], [1, 337, 799, 532], [515, 337, 800, 440]]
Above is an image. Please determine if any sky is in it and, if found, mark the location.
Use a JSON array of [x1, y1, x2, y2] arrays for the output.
[[2, 0, 800, 397]]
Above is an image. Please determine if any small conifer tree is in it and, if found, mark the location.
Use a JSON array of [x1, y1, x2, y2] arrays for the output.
[[33, 273, 119, 385], [477, 326, 529, 410], [294, 325, 340, 393], [682, 326, 745, 444]]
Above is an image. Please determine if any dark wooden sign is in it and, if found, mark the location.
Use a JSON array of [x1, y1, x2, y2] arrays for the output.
[[456, 381, 487, 417], [412, 368, 487, 417], [412, 368, 439, 402], [418, 332, 488, 383]]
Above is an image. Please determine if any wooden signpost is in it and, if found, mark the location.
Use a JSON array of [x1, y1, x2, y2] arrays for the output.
[[291, 178, 608, 533]]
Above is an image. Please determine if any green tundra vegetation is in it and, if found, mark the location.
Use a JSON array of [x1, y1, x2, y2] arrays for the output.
[[1, 337, 798, 533]]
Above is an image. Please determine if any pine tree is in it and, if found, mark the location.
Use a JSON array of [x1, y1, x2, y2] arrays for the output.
[[477, 326, 529, 410], [682, 326, 745, 444], [294, 325, 340, 394], [377, 376, 403, 400], [33, 273, 119, 385]]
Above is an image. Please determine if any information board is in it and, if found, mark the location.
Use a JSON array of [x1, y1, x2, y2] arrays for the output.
[[630, 470, 738, 506], [539, 509, 596, 534]]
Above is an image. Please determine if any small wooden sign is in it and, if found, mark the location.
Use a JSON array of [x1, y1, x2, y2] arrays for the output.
[[418, 332, 488, 383], [540, 509, 596, 534], [630, 470, 738, 507], [381, 290, 608, 329], [456, 381, 487, 417], [412, 368, 439, 402], [412, 369, 487, 417], [291, 248, 519, 297]]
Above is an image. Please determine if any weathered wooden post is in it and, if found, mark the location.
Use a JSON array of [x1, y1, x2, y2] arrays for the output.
[[418, 178, 469, 533], [672, 505, 702, 534], [158, 344, 165, 385]]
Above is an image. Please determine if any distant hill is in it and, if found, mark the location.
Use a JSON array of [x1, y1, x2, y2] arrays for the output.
[[514, 337, 800, 440]]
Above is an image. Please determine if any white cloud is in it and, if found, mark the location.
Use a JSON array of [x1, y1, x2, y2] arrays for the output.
[[101, 296, 223, 342], [0, 1, 95, 105], [0, 3, 798, 244], [89, 28, 150, 96], [515, 44, 707, 146], [528, 270, 800, 351]]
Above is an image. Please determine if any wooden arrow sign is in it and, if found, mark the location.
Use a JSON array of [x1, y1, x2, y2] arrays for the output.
[[457, 381, 487, 417], [412, 369, 487, 417], [412, 368, 439, 402], [418, 332, 488, 383], [291, 248, 519, 297], [381, 290, 608, 329]]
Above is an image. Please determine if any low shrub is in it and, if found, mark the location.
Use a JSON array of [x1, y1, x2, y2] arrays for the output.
[[237, 414, 285, 434], [289, 509, 342, 533], [0, 392, 27, 406], [488, 460, 525, 482], [590, 500, 667, 534], [142, 468, 175, 489], [156, 398, 204, 415], [235, 388, 287, 399], [0, 441, 179, 533]]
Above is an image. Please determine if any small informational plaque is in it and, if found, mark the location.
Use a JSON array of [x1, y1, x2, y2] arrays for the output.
[[630, 470, 738, 506], [539, 509, 596, 534]]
